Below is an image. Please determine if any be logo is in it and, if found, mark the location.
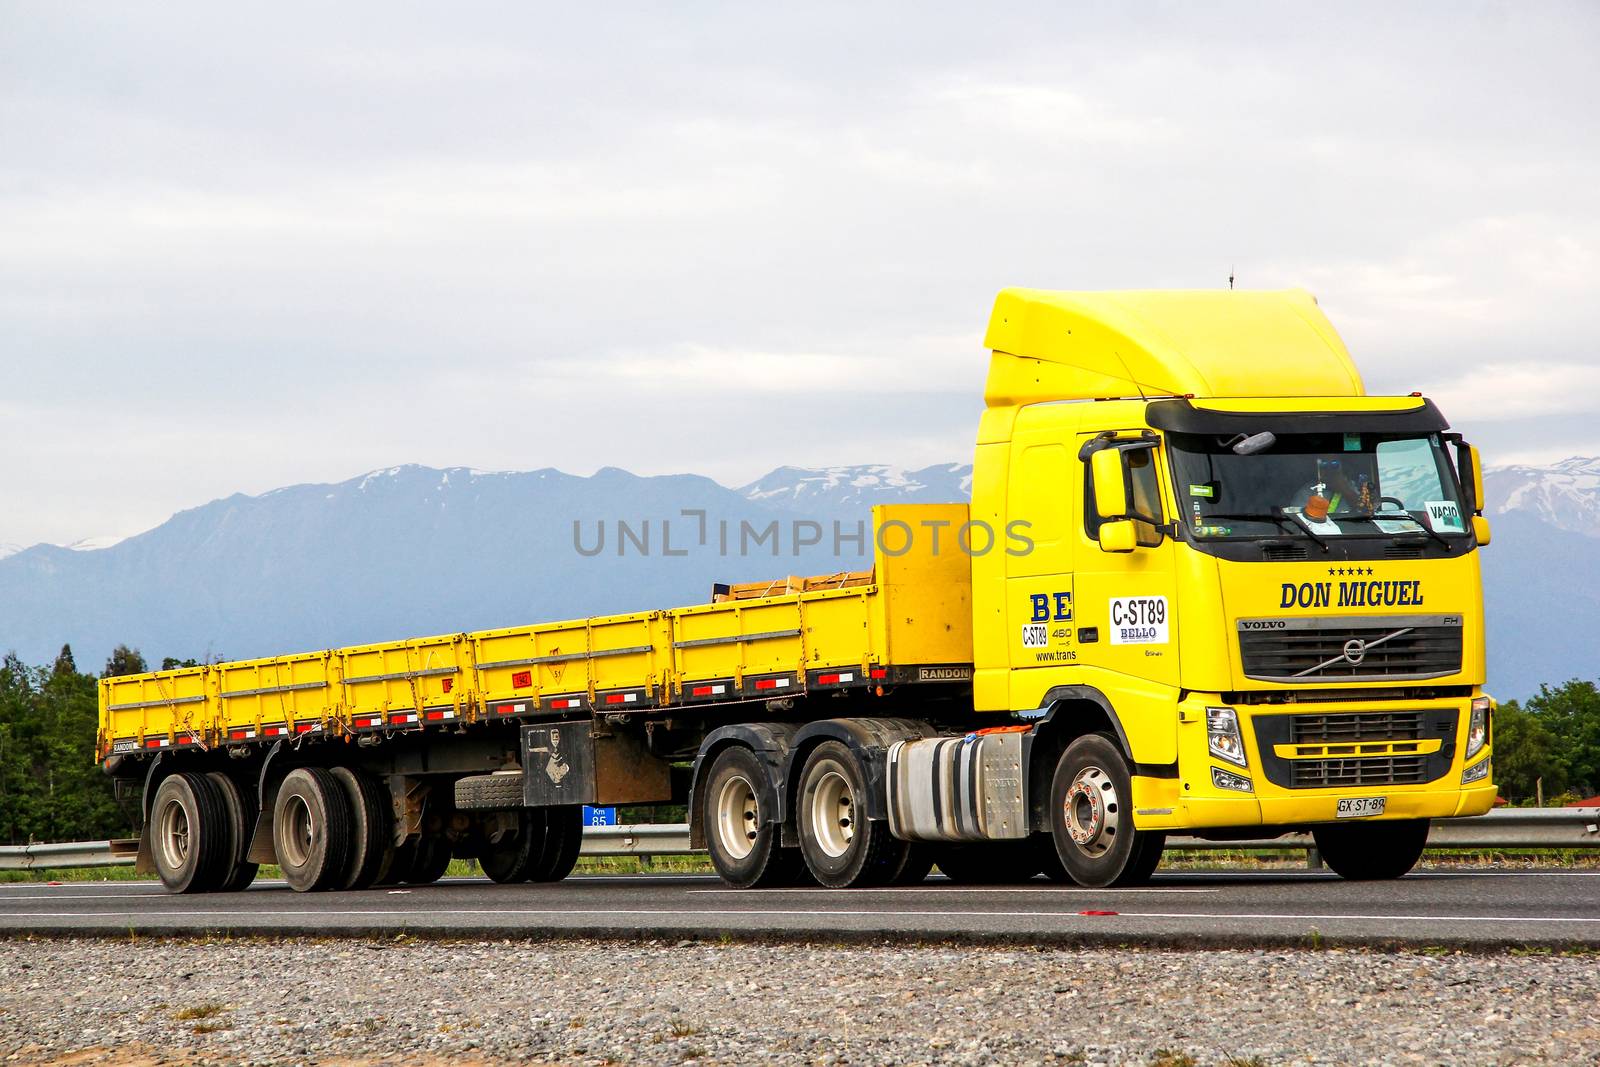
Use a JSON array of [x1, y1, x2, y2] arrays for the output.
[[1029, 592, 1073, 622]]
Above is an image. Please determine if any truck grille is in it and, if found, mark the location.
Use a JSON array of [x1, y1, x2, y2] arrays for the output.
[[1251, 706, 1459, 790], [1237, 615, 1463, 682], [1290, 755, 1430, 788], [1290, 711, 1423, 743]]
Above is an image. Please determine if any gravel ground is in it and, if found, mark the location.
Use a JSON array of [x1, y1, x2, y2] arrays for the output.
[[2, 938, 1597, 1066]]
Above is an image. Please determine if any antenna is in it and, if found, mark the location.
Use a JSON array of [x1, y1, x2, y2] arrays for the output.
[[1228, 266, 1235, 290]]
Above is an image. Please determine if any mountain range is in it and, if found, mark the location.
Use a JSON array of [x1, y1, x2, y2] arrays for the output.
[[0, 459, 1587, 701]]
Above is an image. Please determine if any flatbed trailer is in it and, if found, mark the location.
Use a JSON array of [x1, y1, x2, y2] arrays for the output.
[[100, 288, 1498, 894]]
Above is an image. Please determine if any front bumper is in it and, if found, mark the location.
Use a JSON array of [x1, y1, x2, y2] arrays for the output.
[[1130, 692, 1496, 831]]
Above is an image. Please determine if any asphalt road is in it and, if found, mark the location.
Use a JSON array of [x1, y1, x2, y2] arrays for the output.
[[2, 869, 1596, 948]]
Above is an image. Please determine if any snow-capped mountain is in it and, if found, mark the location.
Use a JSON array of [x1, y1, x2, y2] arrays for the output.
[[0, 542, 21, 561], [739, 463, 972, 511], [1484, 457, 1600, 537]]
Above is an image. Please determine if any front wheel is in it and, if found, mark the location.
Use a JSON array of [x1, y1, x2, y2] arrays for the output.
[[1048, 733, 1163, 888], [1313, 819, 1429, 880]]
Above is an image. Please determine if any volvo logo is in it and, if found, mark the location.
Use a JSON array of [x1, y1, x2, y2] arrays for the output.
[[1342, 638, 1368, 666]]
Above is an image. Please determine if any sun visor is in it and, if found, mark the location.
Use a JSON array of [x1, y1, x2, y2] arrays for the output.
[[1145, 398, 1449, 436]]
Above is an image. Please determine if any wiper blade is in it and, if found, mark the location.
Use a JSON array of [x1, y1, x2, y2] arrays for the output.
[[1201, 511, 1331, 552], [1349, 512, 1455, 551]]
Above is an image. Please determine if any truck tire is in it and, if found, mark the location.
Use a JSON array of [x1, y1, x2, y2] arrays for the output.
[[479, 810, 542, 883], [404, 833, 454, 884], [702, 746, 805, 888], [1034, 831, 1075, 883], [204, 771, 260, 892], [527, 806, 582, 882], [796, 741, 907, 888], [332, 767, 393, 891], [455, 772, 525, 811], [150, 772, 231, 894], [1312, 819, 1429, 880], [932, 841, 1041, 884], [273, 767, 355, 892], [1048, 733, 1163, 888]]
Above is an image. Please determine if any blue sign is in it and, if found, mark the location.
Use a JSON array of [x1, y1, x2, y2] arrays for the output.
[[582, 805, 617, 826]]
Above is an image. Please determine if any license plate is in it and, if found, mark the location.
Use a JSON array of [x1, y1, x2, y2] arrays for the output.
[[1336, 797, 1386, 819]]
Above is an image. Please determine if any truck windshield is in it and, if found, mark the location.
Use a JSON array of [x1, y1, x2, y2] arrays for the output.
[[1166, 430, 1469, 541]]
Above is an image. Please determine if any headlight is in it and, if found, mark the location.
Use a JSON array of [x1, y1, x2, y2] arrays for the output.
[[1207, 706, 1248, 767], [1462, 757, 1490, 785], [1466, 696, 1491, 759], [1211, 766, 1253, 793]]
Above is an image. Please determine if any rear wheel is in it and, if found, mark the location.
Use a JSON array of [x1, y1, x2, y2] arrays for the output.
[[1313, 819, 1429, 880], [796, 741, 906, 888], [702, 746, 805, 888], [205, 771, 260, 893], [527, 805, 583, 882], [404, 832, 454, 884], [150, 772, 231, 894], [1048, 733, 1163, 888], [273, 767, 355, 892], [332, 767, 392, 891], [479, 810, 541, 884]]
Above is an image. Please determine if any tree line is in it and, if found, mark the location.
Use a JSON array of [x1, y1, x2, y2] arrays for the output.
[[0, 643, 191, 845], [1, 645, 1598, 846]]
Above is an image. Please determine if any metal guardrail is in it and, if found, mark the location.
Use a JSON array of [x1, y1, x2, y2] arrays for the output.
[[4, 810, 1596, 870]]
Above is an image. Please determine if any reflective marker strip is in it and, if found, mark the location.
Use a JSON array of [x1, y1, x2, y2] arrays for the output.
[[228, 729, 257, 740], [261, 725, 288, 737], [295, 723, 318, 734], [144, 738, 170, 749], [550, 697, 582, 709], [603, 692, 640, 705], [755, 677, 791, 691], [870, 668, 888, 680], [351, 717, 381, 729], [390, 712, 418, 725], [691, 684, 727, 697], [176, 735, 196, 745], [817, 672, 855, 684], [424, 710, 458, 722], [496, 703, 528, 716]]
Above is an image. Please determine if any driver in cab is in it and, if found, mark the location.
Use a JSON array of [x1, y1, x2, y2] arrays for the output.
[[1292, 457, 1374, 522]]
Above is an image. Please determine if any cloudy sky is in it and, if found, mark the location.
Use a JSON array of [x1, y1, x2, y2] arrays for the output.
[[2, 2, 1596, 547]]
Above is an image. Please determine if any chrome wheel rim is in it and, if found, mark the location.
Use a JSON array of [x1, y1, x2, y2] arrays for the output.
[[810, 767, 855, 859], [714, 774, 760, 861], [280, 794, 314, 868], [157, 796, 191, 871], [1064, 765, 1120, 858]]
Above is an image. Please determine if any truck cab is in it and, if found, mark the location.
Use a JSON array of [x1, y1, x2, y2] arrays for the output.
[[968, 288, 1495, 881]]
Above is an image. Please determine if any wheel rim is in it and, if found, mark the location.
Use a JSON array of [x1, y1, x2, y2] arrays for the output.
[[810, 767, 855, 859], [714, 774, 760, 861], [157, 796, 191, 871], [280, 794, 314, 868], [1064, 765, 1120, 858]]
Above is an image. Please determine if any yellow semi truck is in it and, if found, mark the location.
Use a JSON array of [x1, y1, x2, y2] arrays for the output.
[[100, 288, 1496, 893]]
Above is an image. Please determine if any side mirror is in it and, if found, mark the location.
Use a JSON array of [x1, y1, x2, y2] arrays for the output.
[[1465, 444, 1486, 515], [1472, 515, 1492, 546], [1090, 448, 1127, 520], [1099, 519, 1137, 553]]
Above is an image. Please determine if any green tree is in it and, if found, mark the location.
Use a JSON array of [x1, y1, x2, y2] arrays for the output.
[[160, 657, 200, 670], [1522, 680, 1600, 798], [0, 649, 130, 844], [1490, 700, 1567, 803], [103, 645, 147, 677], [52, 644, 76, 677]]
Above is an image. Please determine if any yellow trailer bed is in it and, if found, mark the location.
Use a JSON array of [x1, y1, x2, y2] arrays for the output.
[[99, 504, 974, 760]]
